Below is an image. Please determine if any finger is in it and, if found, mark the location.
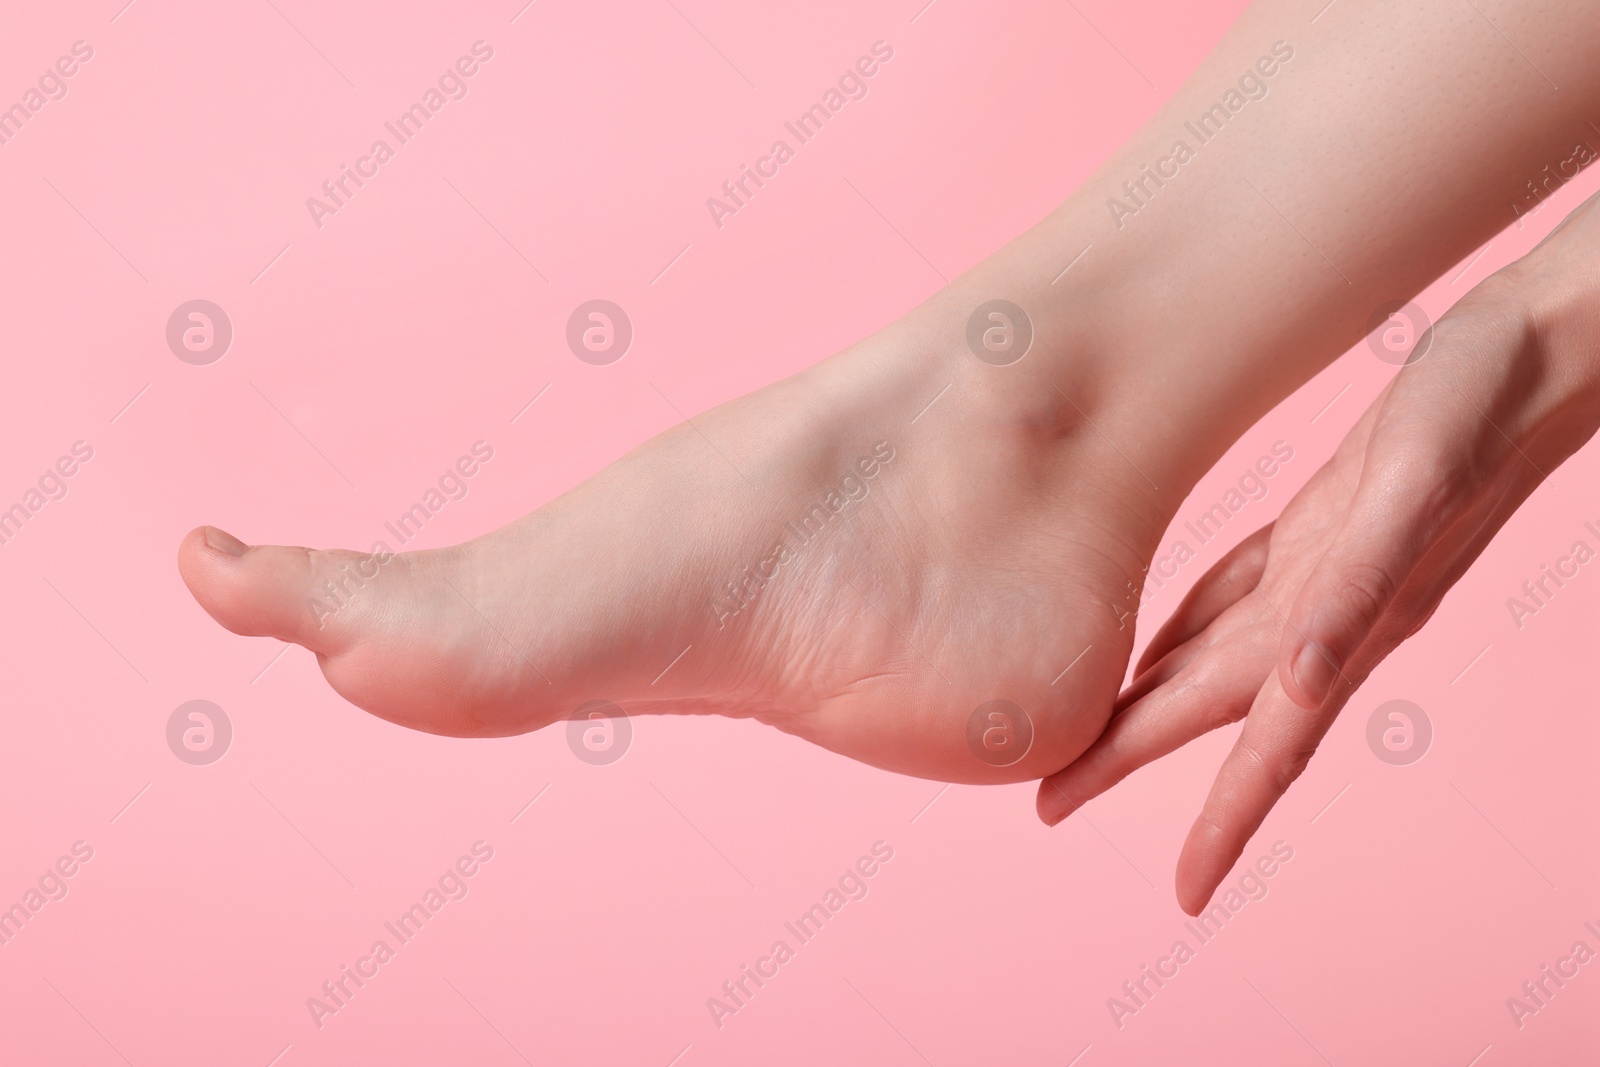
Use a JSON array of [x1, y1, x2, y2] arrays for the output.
[[1115, 640, 1200, 715], [1135, 523, 1273, 678], [1174, 468, 1540, 912], [1115, 582, 1272, 714], [1173, 674, 1339, 915], [1037, 628, 1272, 826], [1276, 444, 1478, 710]]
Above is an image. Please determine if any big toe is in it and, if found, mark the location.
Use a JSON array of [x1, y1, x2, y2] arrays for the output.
[[178, 525, 366, 656]]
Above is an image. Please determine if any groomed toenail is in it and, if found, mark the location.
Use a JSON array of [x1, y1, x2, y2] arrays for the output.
[[204, 526, 247, 557]]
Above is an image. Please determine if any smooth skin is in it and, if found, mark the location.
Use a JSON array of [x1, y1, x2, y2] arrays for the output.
[[1041, 190, 1600, 912], [180, 0, 1600, 911]]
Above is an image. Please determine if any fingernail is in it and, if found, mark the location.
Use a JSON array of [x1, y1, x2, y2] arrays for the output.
[[1292, 641, 1338, 707], [204, 526, 247, 557], [1040, 792, 1078, 827]]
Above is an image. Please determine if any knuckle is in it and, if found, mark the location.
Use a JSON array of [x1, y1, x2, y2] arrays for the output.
[[1174, 662, 1253, 733], [1202, 695, 1251, 734], [1053, 728, 1138, 800], [1190, 811, 1231, 852], [1392, 304, 1541, 489], [1444, 274, 1538, 345], [1273, 745, 1317, 792], [1216, 530, 1272, 589], [1408, 448, 1464, 495], [1401, 595, 1445, 640], [1331, 560, 1398, 632], [1078, 739, 1131, 791], [1237, 737, 1315, 794], [1380, 444, 1477, 519], [1233, 738, 1272, 776], [1498, 262, 1581, 350]]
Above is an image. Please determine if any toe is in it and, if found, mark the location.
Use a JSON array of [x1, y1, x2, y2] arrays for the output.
[[177, 526, 364, 656]]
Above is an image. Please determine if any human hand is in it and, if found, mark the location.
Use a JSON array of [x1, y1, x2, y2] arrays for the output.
[[1036, 191, 1600, 913]]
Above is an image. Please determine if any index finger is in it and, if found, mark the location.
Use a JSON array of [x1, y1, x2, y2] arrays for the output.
[[1174, 671, 1341, 915]]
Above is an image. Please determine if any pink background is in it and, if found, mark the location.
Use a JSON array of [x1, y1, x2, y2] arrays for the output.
[[1, 0, 1597, 1063]]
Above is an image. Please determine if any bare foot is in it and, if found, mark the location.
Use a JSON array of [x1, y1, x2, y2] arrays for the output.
[[179, 256, 1205, 784]]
